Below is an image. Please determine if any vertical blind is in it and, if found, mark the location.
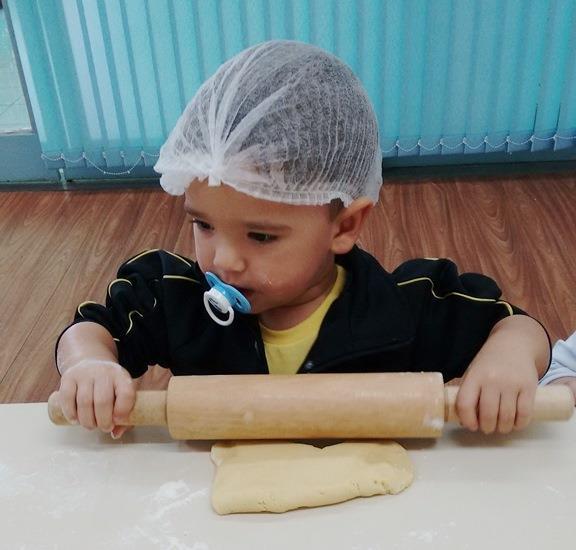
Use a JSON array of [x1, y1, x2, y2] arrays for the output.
[[8, 0, 576, 174]]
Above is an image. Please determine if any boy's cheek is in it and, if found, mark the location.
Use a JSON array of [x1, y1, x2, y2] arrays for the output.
[[192, 241, 211, 273], [257, 269, 302, 297]]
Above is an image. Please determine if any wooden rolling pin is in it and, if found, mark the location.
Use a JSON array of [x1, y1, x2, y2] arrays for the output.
[[48, 373, 574, 439]]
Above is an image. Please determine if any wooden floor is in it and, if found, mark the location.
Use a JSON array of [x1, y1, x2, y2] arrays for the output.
[[1, 172, 575, 403]]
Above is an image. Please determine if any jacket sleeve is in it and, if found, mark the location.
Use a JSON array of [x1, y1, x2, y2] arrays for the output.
[[392, 258, 551, 381], [55, 249, 201, 378], [539, 332, 576, 385]]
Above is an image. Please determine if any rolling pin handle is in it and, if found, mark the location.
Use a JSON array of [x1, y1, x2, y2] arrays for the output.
[[47, 390, 168, 427], [444, 385, 574, 424]]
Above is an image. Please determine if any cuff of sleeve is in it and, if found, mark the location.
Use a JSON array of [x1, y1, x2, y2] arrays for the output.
[[539, 366, 576, 385]]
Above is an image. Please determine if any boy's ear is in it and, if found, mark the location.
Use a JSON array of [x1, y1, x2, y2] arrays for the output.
[[330, 198, 374, 255]]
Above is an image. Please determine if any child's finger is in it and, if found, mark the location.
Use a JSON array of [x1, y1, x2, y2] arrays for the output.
[[113, 377, 136, 424], [93, 377, 115, 432], [455, 382, 480, 431], [58, 377, 78, 424], [478, 388, 499, 434], [75, 379, 97, 429], [496, 391, 518, 434], [514, 387, 536, 430], [110, 425, 131, 439]]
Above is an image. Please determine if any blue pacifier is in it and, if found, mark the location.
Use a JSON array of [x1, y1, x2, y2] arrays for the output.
[[203, 272, 251, 326]]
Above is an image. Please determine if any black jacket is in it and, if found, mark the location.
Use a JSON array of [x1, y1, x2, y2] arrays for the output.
[[56, 246, 548, 381]]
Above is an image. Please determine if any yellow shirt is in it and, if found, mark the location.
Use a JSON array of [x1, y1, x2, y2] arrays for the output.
[[260, 265, 346, 375]]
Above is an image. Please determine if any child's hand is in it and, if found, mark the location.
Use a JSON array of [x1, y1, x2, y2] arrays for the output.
[[58, 359, 136, 438], [455, 353, 538, 433], [454, 316, 549, 434], [549, 377, 576, 406]]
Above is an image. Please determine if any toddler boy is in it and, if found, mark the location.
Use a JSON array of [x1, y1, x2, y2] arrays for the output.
[[55, 41, 550, 439]]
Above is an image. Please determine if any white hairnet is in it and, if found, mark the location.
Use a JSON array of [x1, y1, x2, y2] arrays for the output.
[[154, 40, 382, 206]]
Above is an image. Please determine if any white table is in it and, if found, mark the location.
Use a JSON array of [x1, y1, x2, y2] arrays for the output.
[[1, 403, 575, 550]]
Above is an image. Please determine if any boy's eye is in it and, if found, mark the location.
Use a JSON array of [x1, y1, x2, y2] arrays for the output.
[[191, 219, 213, 231], [248, 232, 277, 243]]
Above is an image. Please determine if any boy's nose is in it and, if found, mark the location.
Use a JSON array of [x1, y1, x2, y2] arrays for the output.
[[213, 244, 246, 276]]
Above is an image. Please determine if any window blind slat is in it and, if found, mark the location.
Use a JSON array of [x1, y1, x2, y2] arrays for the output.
[[6, 0, 574, 171]]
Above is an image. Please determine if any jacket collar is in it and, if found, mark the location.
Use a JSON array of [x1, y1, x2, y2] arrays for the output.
[[305, 246, 416, 367]]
